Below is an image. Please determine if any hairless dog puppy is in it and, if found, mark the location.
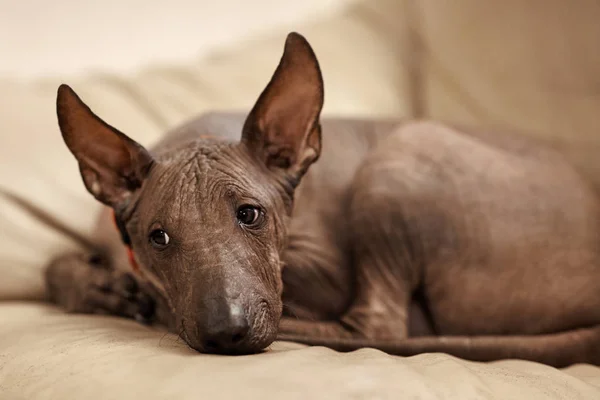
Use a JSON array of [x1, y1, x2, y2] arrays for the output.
[[45, 32, 600, 367]]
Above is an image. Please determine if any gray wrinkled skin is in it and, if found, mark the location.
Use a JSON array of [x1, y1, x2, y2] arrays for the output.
[[46, 33, 600, 366]]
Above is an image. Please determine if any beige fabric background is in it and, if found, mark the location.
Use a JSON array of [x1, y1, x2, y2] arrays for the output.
[[419, 0, 600, 187], [1, 1, 599, 399]]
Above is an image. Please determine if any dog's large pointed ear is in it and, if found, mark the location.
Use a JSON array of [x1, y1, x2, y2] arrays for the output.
[[56, 84, 154, 207], [241, 32, 324, 185]]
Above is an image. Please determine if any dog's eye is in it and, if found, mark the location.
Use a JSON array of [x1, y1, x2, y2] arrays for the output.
[[236, 205, 261, 226], [149, 229, 170, 248]]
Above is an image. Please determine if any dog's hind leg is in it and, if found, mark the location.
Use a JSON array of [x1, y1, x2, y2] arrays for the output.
[[45, 252, 155, 323]]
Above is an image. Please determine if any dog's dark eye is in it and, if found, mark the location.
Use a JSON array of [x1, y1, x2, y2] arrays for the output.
[[149, 229, 170, 248], [237, 206, 261, 226]]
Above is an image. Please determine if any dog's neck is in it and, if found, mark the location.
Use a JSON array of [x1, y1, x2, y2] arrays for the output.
[[111, 210, 141, 275]]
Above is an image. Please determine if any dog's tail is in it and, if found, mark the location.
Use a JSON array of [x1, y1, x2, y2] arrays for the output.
[[0, 188, 95, 250], [278, 325, 600, 367]]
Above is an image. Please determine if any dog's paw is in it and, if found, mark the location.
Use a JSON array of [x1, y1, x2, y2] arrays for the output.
[[45, 252, 156, 323], [90, 271, 157, 324]]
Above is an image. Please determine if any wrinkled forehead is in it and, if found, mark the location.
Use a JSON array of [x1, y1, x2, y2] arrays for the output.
[[138, 142, 276, 221]]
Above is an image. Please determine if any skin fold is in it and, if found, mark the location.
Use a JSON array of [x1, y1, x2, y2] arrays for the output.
[[45, 33, 600, 367]]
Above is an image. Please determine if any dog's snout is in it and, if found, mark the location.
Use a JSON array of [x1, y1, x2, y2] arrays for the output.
[[202, 304, 251, 354], [182, 279, 281, 355]]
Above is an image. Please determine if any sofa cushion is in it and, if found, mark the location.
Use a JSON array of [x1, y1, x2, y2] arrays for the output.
[[1, 303, 599, 399]]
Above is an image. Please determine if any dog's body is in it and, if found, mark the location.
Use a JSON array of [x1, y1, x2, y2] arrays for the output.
[[46, 33, 600, 367]]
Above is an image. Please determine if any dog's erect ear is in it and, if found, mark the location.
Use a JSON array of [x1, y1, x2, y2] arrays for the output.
[[241, 32, 324, 184], [56, 84, 154, 207]]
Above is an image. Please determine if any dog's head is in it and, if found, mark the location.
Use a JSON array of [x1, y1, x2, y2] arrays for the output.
[[55, 32, 323, 354]]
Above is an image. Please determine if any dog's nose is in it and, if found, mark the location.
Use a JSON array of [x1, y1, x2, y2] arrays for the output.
[[202, 304, 251, 354]]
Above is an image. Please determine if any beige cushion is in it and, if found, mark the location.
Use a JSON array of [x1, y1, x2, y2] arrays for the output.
[[1, 303, 599, 399], [0, 0, 410, 300], [418, 0, 600, 186]]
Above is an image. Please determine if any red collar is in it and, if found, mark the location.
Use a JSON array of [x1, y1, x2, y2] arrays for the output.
[[111, 210, 142, 276]]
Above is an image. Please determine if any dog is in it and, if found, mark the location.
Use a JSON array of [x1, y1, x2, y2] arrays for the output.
[[45, 32, 600, 367]]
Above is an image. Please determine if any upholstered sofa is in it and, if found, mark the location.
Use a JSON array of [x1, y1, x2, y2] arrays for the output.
[[1, 1, 599, 398]]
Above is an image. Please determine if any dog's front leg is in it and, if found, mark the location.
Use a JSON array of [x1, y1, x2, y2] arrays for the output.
[[278, 276, 412, 343], [278, 317, 356, 339], [278, 250, 413, 342], [279, 165, 422, 343], [45, 252, 156, 324]]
